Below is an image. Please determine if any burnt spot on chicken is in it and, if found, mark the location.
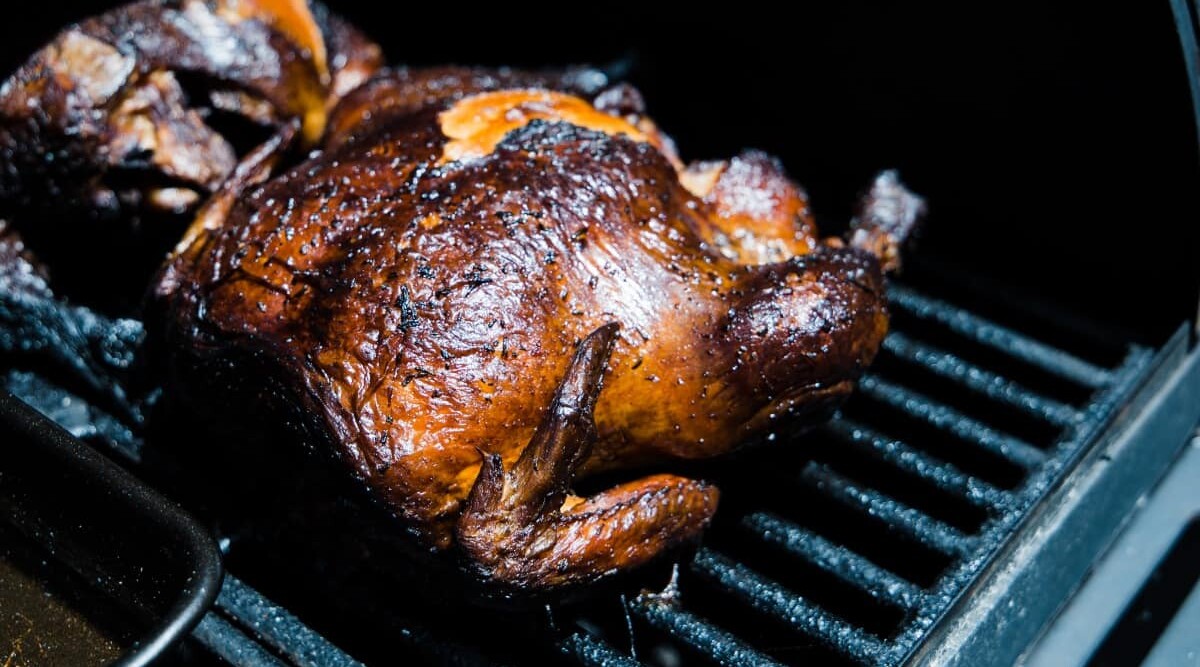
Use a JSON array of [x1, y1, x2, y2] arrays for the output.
[[395, 286, 420, 333]]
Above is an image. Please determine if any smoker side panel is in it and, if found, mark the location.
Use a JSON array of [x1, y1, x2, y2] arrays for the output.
[[908, 337, 1200, 667]]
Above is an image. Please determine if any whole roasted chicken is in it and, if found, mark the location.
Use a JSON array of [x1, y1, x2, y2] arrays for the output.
[[0, 0, 922, 591]]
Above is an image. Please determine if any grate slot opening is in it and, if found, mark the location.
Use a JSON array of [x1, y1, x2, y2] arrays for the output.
[[856, 376, 1045, 472], [714, 522, 908, 637], [801, 464, 974, 559], [621, 611, 725, 667], [672, 565, 866, 667], [879, 331, 1081, 428], [888, 312, 1098, 405], [821, 419, 1008, 514], [872, 350, 1066, 449], [221, 544, 526, 667], [561, 632, 643, 667], [563, 595, 644, 664], [901, 262, 1132, 370], [886, 285, 1114, 392], [572, 613, 687, 667], [630, 596, 787, 667], [754, 477, 953, 588], [808, 428, 992, 534], [841, 393, 1027, 491]]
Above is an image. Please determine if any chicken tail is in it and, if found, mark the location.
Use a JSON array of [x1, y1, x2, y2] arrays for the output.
[[456, 323, 719, 590], [847, 170, 926, 273]]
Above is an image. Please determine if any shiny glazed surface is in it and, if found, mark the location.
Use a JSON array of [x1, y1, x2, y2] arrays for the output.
[[161, 66, 900, 588], [0, 0, 921, 591]]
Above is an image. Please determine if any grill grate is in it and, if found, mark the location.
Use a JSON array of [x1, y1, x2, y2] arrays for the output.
[[1, 280, 1156, 666], [470, 281, 1153, 667]]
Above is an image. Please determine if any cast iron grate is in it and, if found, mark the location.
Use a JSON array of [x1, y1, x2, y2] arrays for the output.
[[3, 280, 1156, 666], [544, 284, 1154, 667]]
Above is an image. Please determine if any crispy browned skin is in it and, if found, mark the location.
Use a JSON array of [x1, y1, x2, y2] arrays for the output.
[[0, 0, 921, 592], [156, 63, 922, 589], [0, 0, 380, 233]]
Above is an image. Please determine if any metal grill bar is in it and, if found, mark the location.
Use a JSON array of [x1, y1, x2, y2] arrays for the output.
[[857, 375, 1046, 471], [743, 512, 925, 611], [193, 614, 289, 667], [216, 576, 363, 667], [823, 418, 1010, 512], [800, 464, 975, 557], [629, 596, 784, 667], [880, 331, 1081, 427], [887, 285, 1113, 389], [559, 634, 643, 667], [690, 550, 887, 665]]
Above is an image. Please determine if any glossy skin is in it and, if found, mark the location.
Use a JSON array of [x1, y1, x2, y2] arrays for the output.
[[159, 65, 918, 589], [0, 0, 922, 591]]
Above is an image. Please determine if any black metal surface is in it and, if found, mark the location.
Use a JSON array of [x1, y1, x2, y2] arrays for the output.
[[0, 392, 223, 666], [0, 3, 1196, 665], [0, 279, 145, 425], [1027, 434, 1200, 666], [212, 576, 363, 667], [193, 614, 289, 667], [908, 331, 1199, 667], [6, 276, 1168, 667], [0, 375, 358, 666]]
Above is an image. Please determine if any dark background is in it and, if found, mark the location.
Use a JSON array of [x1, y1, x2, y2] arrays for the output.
[[3, 1, 1198, 347]]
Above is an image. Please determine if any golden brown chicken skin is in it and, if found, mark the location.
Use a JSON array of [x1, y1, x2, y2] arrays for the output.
[[154, 63, 922, 590]]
